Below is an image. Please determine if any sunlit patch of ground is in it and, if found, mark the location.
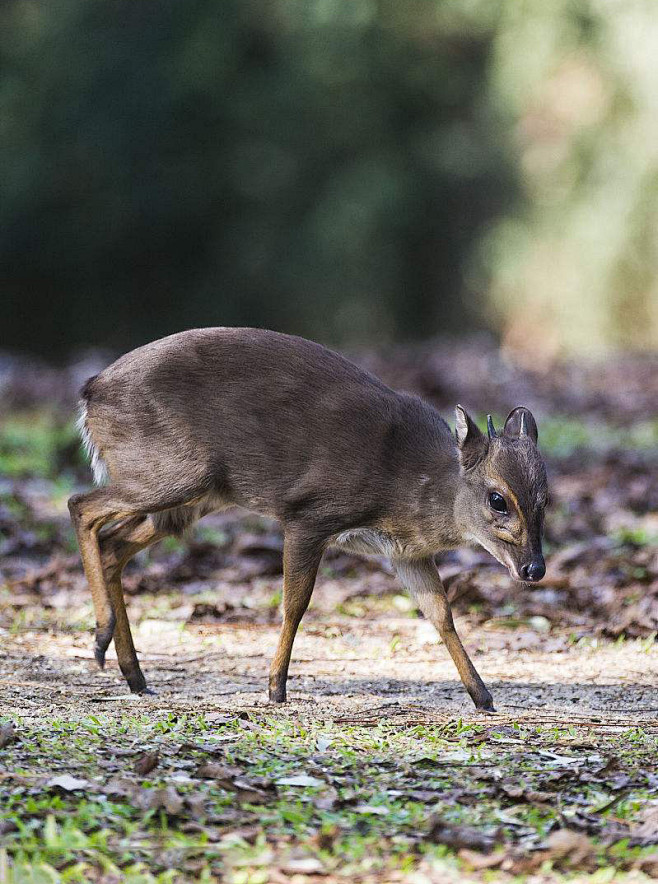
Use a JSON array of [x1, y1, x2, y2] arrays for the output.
[[2, 603, 657, 723], [1, 597, 657, 882]]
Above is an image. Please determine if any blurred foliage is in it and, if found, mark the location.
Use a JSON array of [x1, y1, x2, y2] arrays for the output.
[[481, 0, 658, 357], [0, 413, 81, 478], [1, 0, 656, 360], [481, 413, 658, 458], [0, 0, 511, 359]]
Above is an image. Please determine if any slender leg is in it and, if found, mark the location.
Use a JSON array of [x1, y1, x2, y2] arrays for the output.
[[394, 557, 494, 711], [68, 489, 166, 694], [268, 532, 324, 703], [68, 489, 132, 673], [99, 515, 166, 693]]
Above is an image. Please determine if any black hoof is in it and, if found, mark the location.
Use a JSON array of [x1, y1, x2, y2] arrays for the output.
[[94, 645, 107, 669], [138, 687, 156, 697], [94, 625, 114, 669], [475, 694, 496, 713], [126, 673, 149, 695], [269, 686, 287, 704]]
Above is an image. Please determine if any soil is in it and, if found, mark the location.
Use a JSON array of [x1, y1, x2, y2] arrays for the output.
[[2, 591, 656, 732]]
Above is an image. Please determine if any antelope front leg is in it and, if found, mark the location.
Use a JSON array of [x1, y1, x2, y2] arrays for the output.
[[269, 531, 323, 703], [394, 557, 494, 711]]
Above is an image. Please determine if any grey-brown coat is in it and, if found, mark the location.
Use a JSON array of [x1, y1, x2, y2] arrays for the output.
[[69, 327, 548, 710]]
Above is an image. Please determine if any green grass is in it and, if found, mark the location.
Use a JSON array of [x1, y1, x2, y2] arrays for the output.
[[1, 714, 657, 882], [539, 417, 658, 458], [475, 414, 658, 458], [0, 413, 82, 479]]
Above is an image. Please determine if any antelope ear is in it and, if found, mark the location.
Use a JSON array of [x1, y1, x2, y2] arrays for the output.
[[455, 405, 488, 470], [503, 406, 539, 444]]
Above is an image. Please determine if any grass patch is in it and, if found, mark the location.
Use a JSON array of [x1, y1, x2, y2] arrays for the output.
[[475, 414, 658, 458], [0, 413, 82, 479], [1, 714, 657, 882]]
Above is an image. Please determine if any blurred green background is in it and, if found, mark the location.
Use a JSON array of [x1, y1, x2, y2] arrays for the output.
[[1, 0, 657, 361]]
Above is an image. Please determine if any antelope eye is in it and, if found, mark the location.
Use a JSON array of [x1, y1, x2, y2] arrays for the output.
[[488, 492, 508, 514]]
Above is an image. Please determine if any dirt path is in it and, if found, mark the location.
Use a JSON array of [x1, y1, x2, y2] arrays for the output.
[[3, 611, 656, 731]]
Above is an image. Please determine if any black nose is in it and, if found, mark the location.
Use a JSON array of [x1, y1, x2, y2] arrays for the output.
[[521, 558, 545, 582]]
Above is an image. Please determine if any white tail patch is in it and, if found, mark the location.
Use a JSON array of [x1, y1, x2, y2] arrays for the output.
[[77, 400, 109, 485]]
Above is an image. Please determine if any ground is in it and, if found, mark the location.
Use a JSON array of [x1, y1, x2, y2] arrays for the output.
[[0, 341, 656, 882]]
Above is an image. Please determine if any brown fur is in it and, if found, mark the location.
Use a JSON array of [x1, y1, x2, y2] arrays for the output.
[[68, 328, 548, 710]]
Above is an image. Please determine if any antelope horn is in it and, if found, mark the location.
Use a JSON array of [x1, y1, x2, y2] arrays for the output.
[[520, 411, 528, 436], [487, 415, 497, 439]]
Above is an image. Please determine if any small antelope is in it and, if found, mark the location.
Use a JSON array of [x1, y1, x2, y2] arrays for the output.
[[69, 328, 547, 710]]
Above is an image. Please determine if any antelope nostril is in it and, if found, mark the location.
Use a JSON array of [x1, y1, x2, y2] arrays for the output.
[[524, 559, 546, 582]]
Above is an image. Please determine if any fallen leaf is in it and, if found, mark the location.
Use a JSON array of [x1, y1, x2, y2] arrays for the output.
[[232, 778, 272, 803], [219, 825, 261, 845], [185, 792, 207, 818], [178, 740, 229, 755], [169, 772, 195, 784], [427, 816, 499, 853], [0, 723, 17, 749], [134, 751, 159, 776], [161, 785, 184, 815], [458, 848, 507, 870], [136, 785, 183, 815], [316, 734, 333, 752], [47, 774, 90, 792], [204, 713, 234, 725], [499, 783, 554, 804], [408, 789, 446, 802], [194, 762, 242, 782], [354, 804, 389, 815], [632, 805, 658, 841], [542, 829, 594, 866], [282, 856, 324, 874], [193, 762, 272, 802], [276, 774, 324, 787], [102, 776, 138, 800], [315, 788, 340, 811]]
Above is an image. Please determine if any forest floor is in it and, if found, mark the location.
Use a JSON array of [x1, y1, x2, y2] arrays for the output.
[[0, 339, 657, 883]]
